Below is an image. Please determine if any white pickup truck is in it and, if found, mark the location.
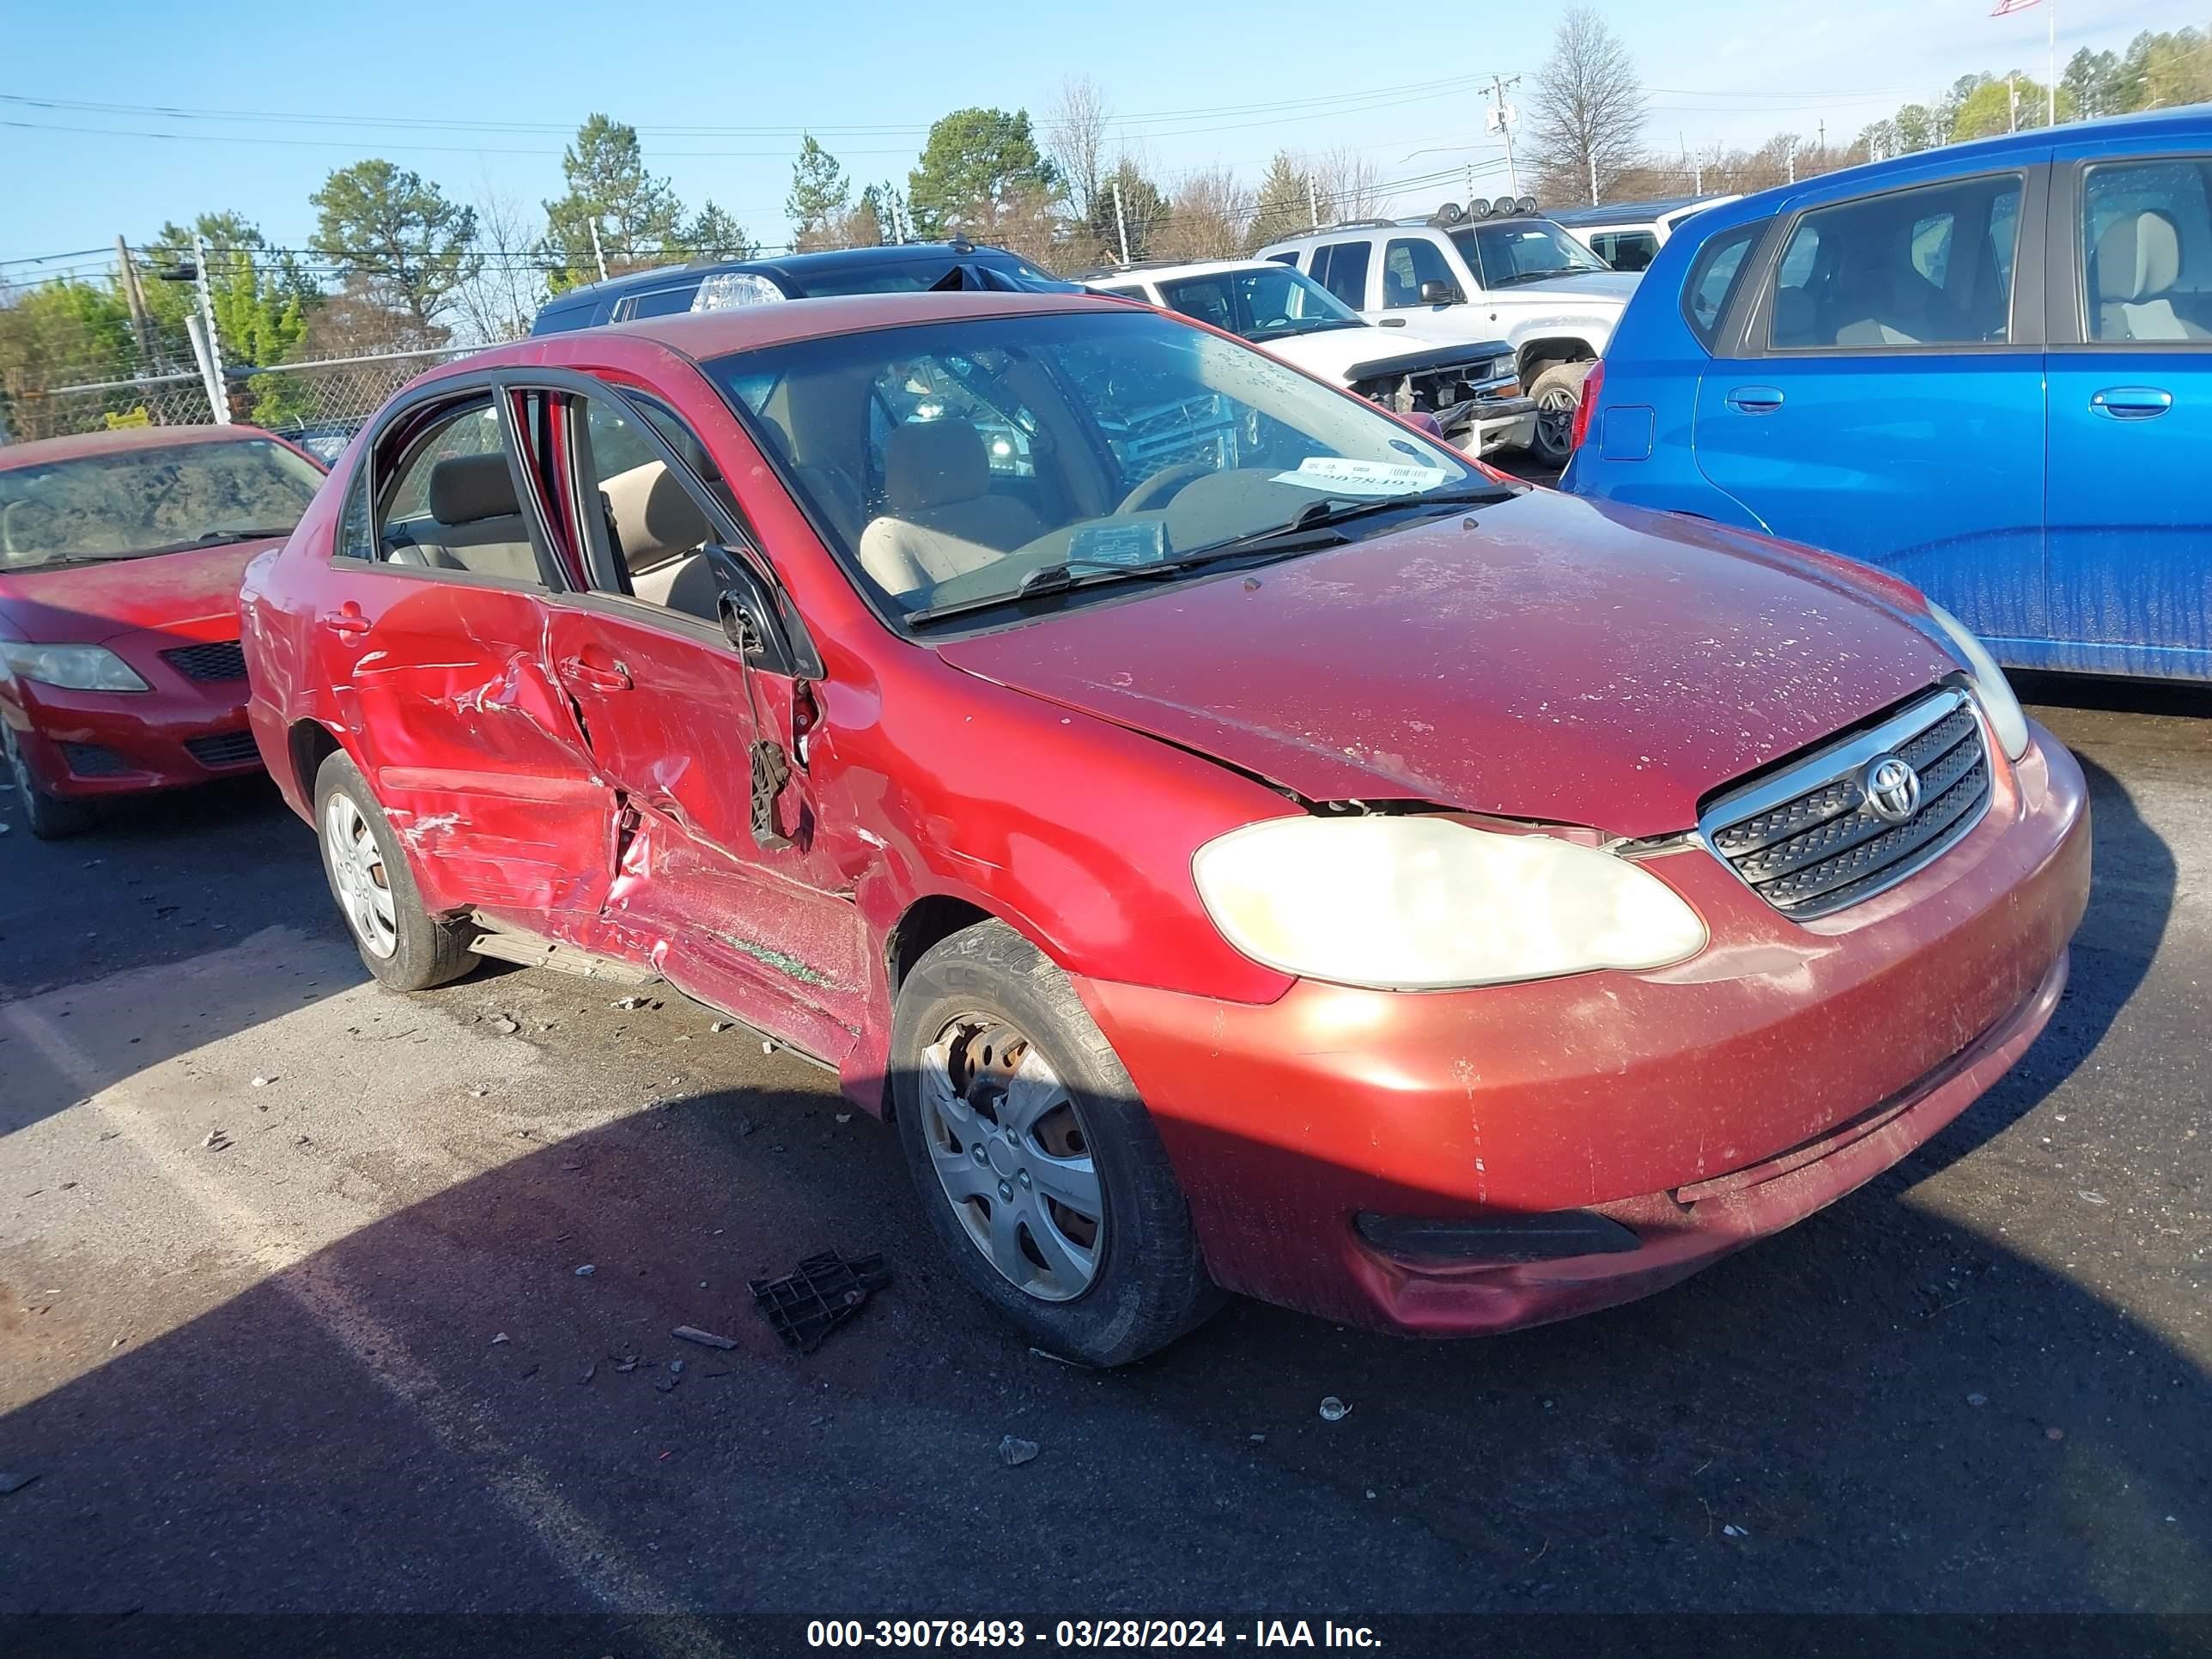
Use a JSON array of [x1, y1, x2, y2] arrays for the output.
[[1080, 258, 1535, 460], [1256, 204, 1639, 465]]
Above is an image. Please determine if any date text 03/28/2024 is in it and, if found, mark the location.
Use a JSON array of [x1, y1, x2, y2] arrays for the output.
[[805, 1620, 1382, 1648]]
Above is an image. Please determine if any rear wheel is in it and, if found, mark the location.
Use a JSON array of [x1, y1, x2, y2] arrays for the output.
[[1527, 361, 1593, 469], [891, 920, 1219, 1365], [3, 723, 96, 841], [313, 750, 473, 990]]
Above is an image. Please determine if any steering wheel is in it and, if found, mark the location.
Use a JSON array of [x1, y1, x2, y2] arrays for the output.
[[1113, 461, 1213, 517]]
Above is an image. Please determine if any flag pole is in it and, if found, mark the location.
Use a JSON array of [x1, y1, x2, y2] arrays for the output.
[[2048, 0, 2058, 125]]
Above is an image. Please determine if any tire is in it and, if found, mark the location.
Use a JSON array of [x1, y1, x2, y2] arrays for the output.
[[3, 723, 97, 841], [313, 750, 474, 991], [891, 919, 1220, 1366], [1526, 361, 1593, 469]]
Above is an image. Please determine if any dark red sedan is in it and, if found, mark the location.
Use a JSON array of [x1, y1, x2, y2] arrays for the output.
[[1, 424, 325, 837], [240, 293, 2088, 1363]]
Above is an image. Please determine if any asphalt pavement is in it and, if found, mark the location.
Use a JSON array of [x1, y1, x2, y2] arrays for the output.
[[1, 676, 2207, 1616]]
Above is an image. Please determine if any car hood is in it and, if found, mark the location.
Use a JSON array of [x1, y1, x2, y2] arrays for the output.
[[1262, 328, 1506, 382], [1494, 270, 1641, 305], [936, 490, 1957, 838], [0, 538, 278, 646]]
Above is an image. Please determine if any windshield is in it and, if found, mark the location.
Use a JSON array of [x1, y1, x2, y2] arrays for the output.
[[1156, 265, 1364, 341], [1450, 220, 1609, 287], [0, 438, 324, 573], [707, 308, 1494, 627], [783, 252, 1066, 298]]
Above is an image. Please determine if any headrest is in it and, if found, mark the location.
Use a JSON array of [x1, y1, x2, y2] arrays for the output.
[[428, 452, 520, 526], [884, 420, 989, 514], [2097, 210, 2181, 302], [602, 460, 711, 562]]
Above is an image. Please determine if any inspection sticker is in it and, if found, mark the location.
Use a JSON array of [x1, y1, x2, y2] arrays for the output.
[[1271, 456, 1453, 495]]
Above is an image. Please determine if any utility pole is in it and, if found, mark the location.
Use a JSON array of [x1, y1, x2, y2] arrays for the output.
[[1486, 74, 1522, 199], [2008, 72, 2020, 133], [1784, 140, 1796, 185], [114, 235, 149, 366], [1817, 120, 1826, 164], [1589, 151, 1600, 206], [588, 218, 610, 283], [191, 234, 229, 425], [1112, 179, 1133, 265], [1306, 174, 1320, 228], [2048, 0, 2058, 126]]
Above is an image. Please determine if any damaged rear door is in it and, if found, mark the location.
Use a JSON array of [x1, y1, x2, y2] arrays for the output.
[[318, 384, 615, 919], [523, 374, 871, 1065]]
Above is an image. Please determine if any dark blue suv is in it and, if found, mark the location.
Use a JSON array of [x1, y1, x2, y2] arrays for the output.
[[1564, 108, 2211, 682], [530, 241, 1078, 334]]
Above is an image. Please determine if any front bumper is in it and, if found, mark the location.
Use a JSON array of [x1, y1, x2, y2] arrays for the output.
[[1074, 723, 2091, 1334], [3, 621, 258, 799], [1462, 397, 1537, 458]]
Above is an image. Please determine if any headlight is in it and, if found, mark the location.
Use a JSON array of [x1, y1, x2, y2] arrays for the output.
[[690, 272, 787, 311], [1191, 815, 1707, 991], [0, 641, 149, 692], [1923, 602, 2028, 761]]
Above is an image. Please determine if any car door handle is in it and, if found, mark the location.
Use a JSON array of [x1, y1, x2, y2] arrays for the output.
[[1725, 386, 1785, 413], [556, 656, 631, 692], [323, 605, 371, 638], [2089, 386, 2172, 420]]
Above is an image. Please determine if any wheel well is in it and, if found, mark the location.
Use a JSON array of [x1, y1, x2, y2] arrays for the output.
[[1518, 337, 1596, 384], [885, 895, 996, 998], [288, 720, 341, 805]]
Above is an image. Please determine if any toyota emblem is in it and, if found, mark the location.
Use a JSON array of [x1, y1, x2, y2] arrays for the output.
[[1861, 754, 1923, 824]]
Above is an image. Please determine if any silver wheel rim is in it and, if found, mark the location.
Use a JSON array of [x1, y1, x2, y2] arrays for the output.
[[919, 1018, 1103, 1302], [323, 793, 399, 960], [1535, 387, 1577, 456]]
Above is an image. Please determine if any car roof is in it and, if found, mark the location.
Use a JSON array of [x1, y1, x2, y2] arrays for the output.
[[0, 422, 283, 473], [1546, 195, 1728, 228], [546, 242, 1029, 305], [1677, 106, 2212, 249], [474, 289, 1118, 368], [1079, 258, 1288, 284]]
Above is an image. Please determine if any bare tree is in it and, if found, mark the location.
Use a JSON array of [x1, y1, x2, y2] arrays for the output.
[[455, 173, 547, 344], [1309, 146, 1386, 221], [1046, 75, 1112, 229], [1530, 6, 1648, 205], [1154, 167, 1252, 262]]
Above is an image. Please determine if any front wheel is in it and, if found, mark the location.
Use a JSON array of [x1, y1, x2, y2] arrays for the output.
[[891, 920, 1219, 1365], [1526, 362, 1593, 469], [3, 723, 96, 840], [313, 750, 474, 991]]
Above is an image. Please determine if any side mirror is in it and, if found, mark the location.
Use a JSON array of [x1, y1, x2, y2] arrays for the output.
[[705, 544, 793, 671], [1418, 279, 1460, 306]]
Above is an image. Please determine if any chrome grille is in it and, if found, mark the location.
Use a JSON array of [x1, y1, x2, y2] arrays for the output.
[[1700, 690, 1992, 920], [162, 640, 247, 682]]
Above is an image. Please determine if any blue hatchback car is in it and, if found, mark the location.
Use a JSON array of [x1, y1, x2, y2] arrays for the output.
[[1564, 109, 2211, 681]]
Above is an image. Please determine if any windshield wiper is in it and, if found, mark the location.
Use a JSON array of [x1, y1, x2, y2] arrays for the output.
[[1198, 484, 1513, 550], [906, 544, 1316, 629]]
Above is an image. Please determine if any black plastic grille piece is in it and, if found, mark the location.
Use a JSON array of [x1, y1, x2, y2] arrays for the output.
[[749, 1250, 890, 1354], [184, 730, 261, 769], [162, 640, 247, 682], [58, 742, 132, 778]]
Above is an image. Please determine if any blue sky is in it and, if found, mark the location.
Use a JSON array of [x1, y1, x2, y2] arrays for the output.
[[0, 0, 2193, 273]]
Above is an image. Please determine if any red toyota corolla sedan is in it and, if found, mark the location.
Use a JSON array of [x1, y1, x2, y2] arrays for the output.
[[240, 293, 2088, 1364], [2, 423, 325, 837]]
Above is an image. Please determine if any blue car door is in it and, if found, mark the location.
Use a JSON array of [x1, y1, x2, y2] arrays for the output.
[[1690, 159, 2050, 647], [2042, 140, 2212, 678]]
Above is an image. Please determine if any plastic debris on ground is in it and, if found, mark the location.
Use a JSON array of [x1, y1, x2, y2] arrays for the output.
[[997, 1435, 1040, 1468], [673, 1324, 738, 1351], [749, 1249, 890, 1354], [1318, 1396, 1352, 1422]]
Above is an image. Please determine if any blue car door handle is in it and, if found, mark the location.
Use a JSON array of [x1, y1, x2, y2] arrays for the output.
[[2089, 386, 2173, 420], [1725, 386, 1785, 413]]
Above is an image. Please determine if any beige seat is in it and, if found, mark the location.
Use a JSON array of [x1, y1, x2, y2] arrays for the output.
[[600, 459, 720, 618], [388, 453, 541, 580], [2096, 210, 2211, 342], [856, 421, 1042, 600]]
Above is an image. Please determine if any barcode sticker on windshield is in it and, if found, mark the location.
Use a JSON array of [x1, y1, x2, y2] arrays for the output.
[[1272, 457, 1453, 495]]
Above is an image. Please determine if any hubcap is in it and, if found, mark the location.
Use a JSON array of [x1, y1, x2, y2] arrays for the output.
[[1536, 388, 1577, 456], [322, 793, 398, 960], [918, 1018, 1103, 1302]]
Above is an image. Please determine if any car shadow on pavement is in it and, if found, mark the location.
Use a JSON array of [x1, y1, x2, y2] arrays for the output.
[[3, 1048, 2206, 1615]]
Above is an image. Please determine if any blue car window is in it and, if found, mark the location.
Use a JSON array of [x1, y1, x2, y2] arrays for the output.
[[1681, 218, 1770, 349], [1768, 173, 2024, 349], [2081, 158, 2212, 343]]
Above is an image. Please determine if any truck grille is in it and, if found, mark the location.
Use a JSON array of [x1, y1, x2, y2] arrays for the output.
[[1699, 690, 1992, 921], [162, 640, 248, 682]]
